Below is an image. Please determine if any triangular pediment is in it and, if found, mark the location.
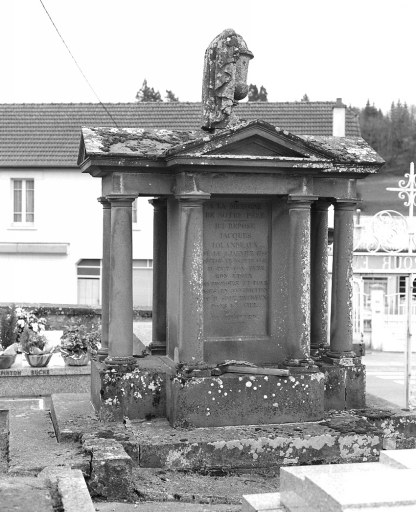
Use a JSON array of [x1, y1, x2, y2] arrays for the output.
[[168, 120, 331, 160]]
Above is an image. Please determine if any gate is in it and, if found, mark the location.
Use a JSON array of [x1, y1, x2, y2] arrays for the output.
[[353, 162, 416, 408]]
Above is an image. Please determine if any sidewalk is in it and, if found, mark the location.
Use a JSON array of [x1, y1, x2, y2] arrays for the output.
[[363, 350, 416, 370]]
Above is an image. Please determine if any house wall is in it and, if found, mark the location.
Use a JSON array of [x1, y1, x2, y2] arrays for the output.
[[0, 168, 153, 304]]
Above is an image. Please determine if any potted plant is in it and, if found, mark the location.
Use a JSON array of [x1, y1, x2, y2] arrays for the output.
[[20, 326, 54, 367], [0, 305, 18, 369], [60, 324, 100, 366]]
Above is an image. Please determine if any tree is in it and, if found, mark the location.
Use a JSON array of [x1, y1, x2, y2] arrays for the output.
[[301, 94, 310, 102], [248, 84, 259, 101], [248, 84, 268, 102], [165, 90, 179, 102], [258, 86, 268, 102], [358, 99, 416, 177], [135, 79, 162, 102]]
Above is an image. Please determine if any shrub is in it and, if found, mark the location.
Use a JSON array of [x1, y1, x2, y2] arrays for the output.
[[0, 305, 18, 350]]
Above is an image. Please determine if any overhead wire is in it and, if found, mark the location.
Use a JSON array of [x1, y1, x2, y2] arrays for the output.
[[39, 0, 120, 128]]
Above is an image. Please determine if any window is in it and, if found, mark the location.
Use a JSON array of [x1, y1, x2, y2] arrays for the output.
[[13, 179, 34, 225], [399, 275, 416, 299], [133, 259, 153, 307], [77, 259, 101, 306]]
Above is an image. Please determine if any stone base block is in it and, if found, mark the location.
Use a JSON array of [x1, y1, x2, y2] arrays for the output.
[[322, 362, 365, 411], [167, 372, 325, 428], [91, 357, 172, 422], [82, 434, 133, 500]]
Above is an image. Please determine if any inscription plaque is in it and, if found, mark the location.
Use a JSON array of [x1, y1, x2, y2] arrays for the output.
[[203, 200, 269, 338]]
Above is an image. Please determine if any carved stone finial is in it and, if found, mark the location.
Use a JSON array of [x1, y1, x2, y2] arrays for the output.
[[201, 29, 253, 132]]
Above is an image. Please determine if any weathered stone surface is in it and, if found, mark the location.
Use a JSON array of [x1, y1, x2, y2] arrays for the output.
[[203, 200, 270, 341], [80, 120, 384, 174], [0, 476, 55, 512], [0, 410, 8, 474], [91, 358, 170, 422], [50, 393, 99, 442], [167, 373, 325, 428], [38, 467, 95, 512], [136, 416, 380, 469], [0, 365, 90, 397], [201, 29, 253, 131], [82, 434, 133, 500], [362, 405, 416, 450], [0, 398, 89, 476], [322, 363, 365, 410], [57, 469, 95, 512]]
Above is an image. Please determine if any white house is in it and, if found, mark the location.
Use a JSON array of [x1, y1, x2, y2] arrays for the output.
[[0, 100, 358, 307]]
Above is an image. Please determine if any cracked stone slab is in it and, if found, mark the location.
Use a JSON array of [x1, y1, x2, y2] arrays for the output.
[[0, 398, 89, 476]]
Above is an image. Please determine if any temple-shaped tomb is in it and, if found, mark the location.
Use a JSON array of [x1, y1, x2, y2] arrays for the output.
[[78, 119, 384, 427]]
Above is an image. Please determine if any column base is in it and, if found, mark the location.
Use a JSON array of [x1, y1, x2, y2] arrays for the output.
[[310, 346, 321, 361], [283, 357, 317, 369], [104, 356, 137, 366], [323, 350, 358, 366], [311, 343, 330, 361], [97, 348, 109, 362], [148, 341, 167, 356]]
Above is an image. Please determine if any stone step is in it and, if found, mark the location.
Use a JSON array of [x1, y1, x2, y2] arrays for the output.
[[51, 393, 385, 471], [243, 449, 416, 512]]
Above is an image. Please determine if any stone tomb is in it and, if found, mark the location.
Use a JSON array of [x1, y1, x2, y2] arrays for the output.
[[77, 119, 384, 426], [76, 29, 383, 426]]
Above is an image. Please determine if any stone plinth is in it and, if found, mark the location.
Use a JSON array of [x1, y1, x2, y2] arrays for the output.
[[322, 362, 365, 410], [167, 371, 325, 428], [0, 356, 90, 397], [91, 358, 173, 422]]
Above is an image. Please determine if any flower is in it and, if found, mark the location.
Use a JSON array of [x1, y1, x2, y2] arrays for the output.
[[60, 324, 101, 359]]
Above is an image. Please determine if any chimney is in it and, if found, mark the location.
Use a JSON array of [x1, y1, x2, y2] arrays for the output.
[[332, 97, 346, 137]]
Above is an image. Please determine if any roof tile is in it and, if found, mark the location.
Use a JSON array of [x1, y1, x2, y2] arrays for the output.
[[0, 102, 360, 167]]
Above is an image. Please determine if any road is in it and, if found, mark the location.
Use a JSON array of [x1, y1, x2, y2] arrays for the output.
[[363, 351, 416, 409]]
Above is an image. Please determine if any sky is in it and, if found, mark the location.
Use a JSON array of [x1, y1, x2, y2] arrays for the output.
[[0, 0, 415, 113]]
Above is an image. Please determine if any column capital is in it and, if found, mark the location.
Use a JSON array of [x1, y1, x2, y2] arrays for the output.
[[106, 194, 137, 206], [175, 192, 211, 205], [333, 199, 361, 211], [149, 197, 168, 210], [312, 200, 332, 212], [287, 195, 318, 208], [97, 196, 111, 208]]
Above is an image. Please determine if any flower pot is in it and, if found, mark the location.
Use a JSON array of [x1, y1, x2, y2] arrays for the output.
[[0, 354, 17, 370], [24, 352, 53, 367], [61, 351, 90, 366]]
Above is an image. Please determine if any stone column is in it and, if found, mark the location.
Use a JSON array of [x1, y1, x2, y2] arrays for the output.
[[148, 198, 167, 355], [310, 201, 331, 359], [328, 200, 358, 361], [176, 192, 210, 362], [284, 196, 317, 367], [106, 194, 137, 365], [97, 197, 111, 361]]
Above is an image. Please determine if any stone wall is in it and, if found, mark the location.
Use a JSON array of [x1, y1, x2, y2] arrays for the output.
[[0, 303, 151, 330]]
